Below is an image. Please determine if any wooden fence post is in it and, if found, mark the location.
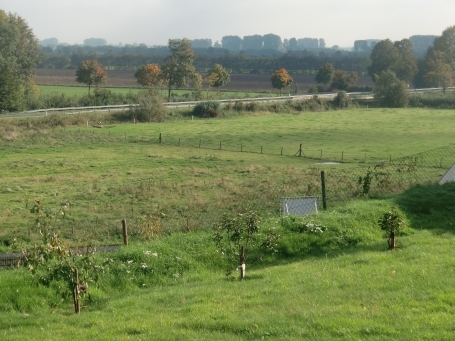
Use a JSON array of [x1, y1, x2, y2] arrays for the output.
[[321, 171, 327, 210], [73, 268, 80, 314], [122, 219, 128, 246], [239, 246, 245, 280]]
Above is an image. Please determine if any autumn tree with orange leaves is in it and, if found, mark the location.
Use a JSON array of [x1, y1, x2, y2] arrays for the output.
[[271, 68, 293, 95], [75, 60, 107, 93], [134, 63, 163, 91]]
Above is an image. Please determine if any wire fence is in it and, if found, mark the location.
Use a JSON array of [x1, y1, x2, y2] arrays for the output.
[[2, 125, 454, 257], [64, 127, 433, 164]]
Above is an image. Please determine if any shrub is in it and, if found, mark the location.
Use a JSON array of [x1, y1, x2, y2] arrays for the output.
[[307, 85, 319, 93], [244, 101, 262, 112], [233, 100, 244, 111], [192, 101, 220, 118], [213, 210, 279, 279], [332, 91, 352, 109], [132, 92, 167, 122], [378, 208, 407, 250], [374, 70, 409, 108], [266, 102, 284, 112]]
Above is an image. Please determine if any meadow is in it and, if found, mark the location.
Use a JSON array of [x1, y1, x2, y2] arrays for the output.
[[37, 85, 275, 101], [0, 107, 455, 340]]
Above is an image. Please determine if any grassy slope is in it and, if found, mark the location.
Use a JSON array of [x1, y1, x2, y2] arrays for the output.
[[0, 108, 454, 246], [1, 190, 455, 340], [1, 108, 455, 339]]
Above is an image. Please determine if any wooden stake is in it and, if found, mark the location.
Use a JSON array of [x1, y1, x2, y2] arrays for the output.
[[389, 231, 396, 250], [73, 268, 80, 314], [122, 219, 128, 246], [321, 171, 327, 210], [239, 246, 245, 280]]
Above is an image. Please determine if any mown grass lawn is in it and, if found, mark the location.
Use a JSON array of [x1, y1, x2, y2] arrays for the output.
[[1, 221, 455, 340]]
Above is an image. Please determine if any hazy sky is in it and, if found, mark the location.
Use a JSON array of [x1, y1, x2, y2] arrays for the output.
[[1, 0, 454, 48]]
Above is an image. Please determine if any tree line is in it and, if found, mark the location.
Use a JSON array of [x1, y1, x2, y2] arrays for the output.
[[40, 50, 371, 75], [1, 7, 455, 112]]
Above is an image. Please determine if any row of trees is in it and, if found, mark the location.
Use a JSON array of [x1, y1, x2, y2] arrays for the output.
[[364, 26, 455, 107], [74, 39, 231, 100], [41, 34, 436, 57], [315, 63, 359, 91], [75, 39, 296, 100], [42, 51, 371, 75], [220, 35, 326, 52], [2, 9, 454, 112]]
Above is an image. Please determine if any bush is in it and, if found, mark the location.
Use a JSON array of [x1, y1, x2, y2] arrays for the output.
[[307, 85, 319, 94], [244, 101, 262, 112], [332, 91, 352, 109], [374, 70, 408, 108], [233, 100, 244, 111], [266, 102, 285, 112], [128, 92, 167, 122], [192, 101, 220, 118]]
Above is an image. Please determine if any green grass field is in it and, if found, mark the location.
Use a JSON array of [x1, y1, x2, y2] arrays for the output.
[[0, 107, 454, 243], [37, 85, 275, 100], [0, 107, 455, 340], [38, 85, 143, 97]]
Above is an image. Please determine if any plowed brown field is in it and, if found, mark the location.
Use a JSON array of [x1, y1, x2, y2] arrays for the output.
[[35, 69, 374, 92]]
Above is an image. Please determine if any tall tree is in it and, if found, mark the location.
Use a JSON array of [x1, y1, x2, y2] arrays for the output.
[[315, 63, 335, 86], [0, 10, 41, 112], [330, 70, 359, 90], [422, 26, 455, 92], [242, 35, 263, 50], [134, 63, 162, 90], [424, 50, 453, 94], [393, 39, 418, 82], [288, 38, 298, 50], [319, 38, 326, 49], [161, 38, 200, 101], [432, 26, 455, 66], [75, 60, 107, 93], [271, 68, 293, 95], [221, 35, 242, 51], [263, 34, 284, 51], [206, 64, 230, 91], [368, 39, 417, 82]]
